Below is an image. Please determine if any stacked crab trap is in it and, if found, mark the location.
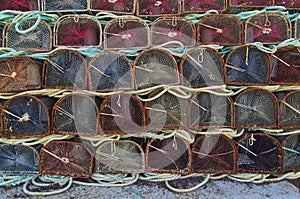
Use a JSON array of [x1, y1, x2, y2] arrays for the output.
[[0, 0, 300, 195]]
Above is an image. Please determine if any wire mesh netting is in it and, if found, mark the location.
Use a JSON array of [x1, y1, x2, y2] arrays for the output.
[[183, 0, 227, 13], [41, 0, 88, 12], [275, 0, 300, 9], [0, 0, 39, 11], [282, 133, 300, 172], [280, 91, 300, 129], [90, 0, 136, 14], [137, 0, 180, 16], [229, 0, 273, 7]]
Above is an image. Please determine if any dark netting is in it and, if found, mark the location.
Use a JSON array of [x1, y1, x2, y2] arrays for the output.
[[190, 93, 233, 128], [43, 49, 87, 89], [0, 57, 41, 92], [41, 0, 88, 11], [146, 136, 191, 174], [134, 48, 179, 89], [275, 0, 300, 9], [55, 15, 102, 47], [137, 0, 180, 16], [280, 91, 300, 129], [235, 88, 278, 128], [5, 20, 52, 52], [2, 95, 50, 138], [270, 47, 300, 85], [226, 46, 270, 85], [99, 94, 145, 134], [95, 140, 144, 173], [90, 0, 136, 14], [192, 135, 236, 173], [0, 144, 39, 174], [104, 18, 150, 50], [180, 48, 224, 87], [245, 13, 291, 44], [53, 94, 99, 135], [183, 0, 227, 13], [40, 141, 93, 178], [282, 133, 300, 172], [230, 0, 273, 7], [0, 102, 2, 136], [0, 0, 39, 11], [151, 17, 196, 47], [237, 133, 282, 173], [296, 19, 300, 39], [197, 14, 243, 46], [89, 52, 133, 92]]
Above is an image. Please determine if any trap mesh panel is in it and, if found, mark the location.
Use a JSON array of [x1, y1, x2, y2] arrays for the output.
[[53, 94, 99, 136], [192, 135, 237, 173], [275, 0, 300, 10], [282, 133, 300, 172], [89, 52, 133, 92], [0, 144, 39, 174], [237, 133, 282, 174], [245, 13, 291, 44], [280, 91, 300, 129], [225, 46, 270, 85], [146, 136, 191, 174], [55, 15, 102, 47], [183, 0, 227, 13], [0, 57, 41, 92], [235, 88, 278, 128], [296, 19, 300, 39], [229, 0, 273, 7], [137, 0, 180, 16], [151, 17, 196, 47], [104, 18, 150, 50], [99, 94, 145, 134], [41, 0, 88, 12], [95, 140, 144, 173], [270, 47, 300, 85], [2, 95, 50, 138], [180, 48, 224, 87], [90, 0, 136, 14], [197, 14, 243, 46], [190, 93, 233, 128], [40, 141, 93, 178], [4, 20, 52, 52], [0, 0, 39, 11], [43, 49, 87, 90], [134, 48, 179, 89]]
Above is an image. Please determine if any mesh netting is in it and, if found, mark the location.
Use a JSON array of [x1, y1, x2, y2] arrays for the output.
[[40, 141, 93, 178], [137, 0, 180, 16], [192, 135, 236, 173], [89, 52, 133, 92], [43, 49, 87, 89], [280, 91, 300, 129], [95, 140, 144, 173], [41, 0, 88, 11], [90, 0, 136, 14], [2, 95, 50, 138], [275, 0, 300, 9], [53, 94, 99, 135], [134, 48, 179, 89], [0, 57, 41, 92], [230, 0, 273, 7], [0, 144, 39, 174], [235, 89, 278, 128], [183, 0, 227, 13], [197, 14, 243, 46], [296, 19, 300, 39], [226, 46, 270, 85], [0, 0, 38, 11], [282, 134, 300, 172], [180, 48, 224, 87]]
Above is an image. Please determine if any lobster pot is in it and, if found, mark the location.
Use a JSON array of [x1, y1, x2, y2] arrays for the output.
[[245, 13, 291, 44], [0, 144, 39, 175], [43, 50, 87, 90], [137, 0, 180, 16], [271, 47, 300, 85], [182, 0, 227, 13], [0, 0, 39, 11], [3, 20, 52, 52], [180, 48, 224, 87], [280, 91, 300, 129], [146, 136, 191, 174], [282, 133, 300, 172], [134, 48, 179, 89], [192, 135, 237, 173], [2, 95, 50, 138], [99, 94, 145, 134], [197, 14, 243, 46], [95, 140, 145, 174], [151, 17, 196, 47], [54, 15, 101, 47], [104, 18, 150, 50], [225, 46, 270, 85], [0, 57, 41, 92], [53, 94, 99, 136], [237, 133, 282, 174], [229, 0, 273, 7], [275, 0, 300, 10], [40, 141, 93, 178], [41, 0, 88, 12], [235, 88, 278, 128], [89, 0, 136, 14], [89, 52, 133, 92], [296, 19, 300, 39], [190, 93, 233, 128]]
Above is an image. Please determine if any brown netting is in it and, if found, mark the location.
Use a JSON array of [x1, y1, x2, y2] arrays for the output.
[[0, 0, 39, 11], [225, 46, 271, 85], [137, 0, 180, 16], [40, 141, 93, 178], [183, 0, 227, 13], [282, 133, 300, 172], [180, 48, 224, 87], [197, 14, 243, 46], [235, 88, 278, 128], [43, 49, 87, 90], [41, 0, 88, 12], [192, 135, 237, 173], [2, 95, 50, 138], [90, 0, 136, 14], [146, 136, 191, 174], [275, 0, 300, 10], [229, 0, 273, 7], [280, 91, 300, 129], [134, 48, 179, 89], [95, 140, 145, 174]]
